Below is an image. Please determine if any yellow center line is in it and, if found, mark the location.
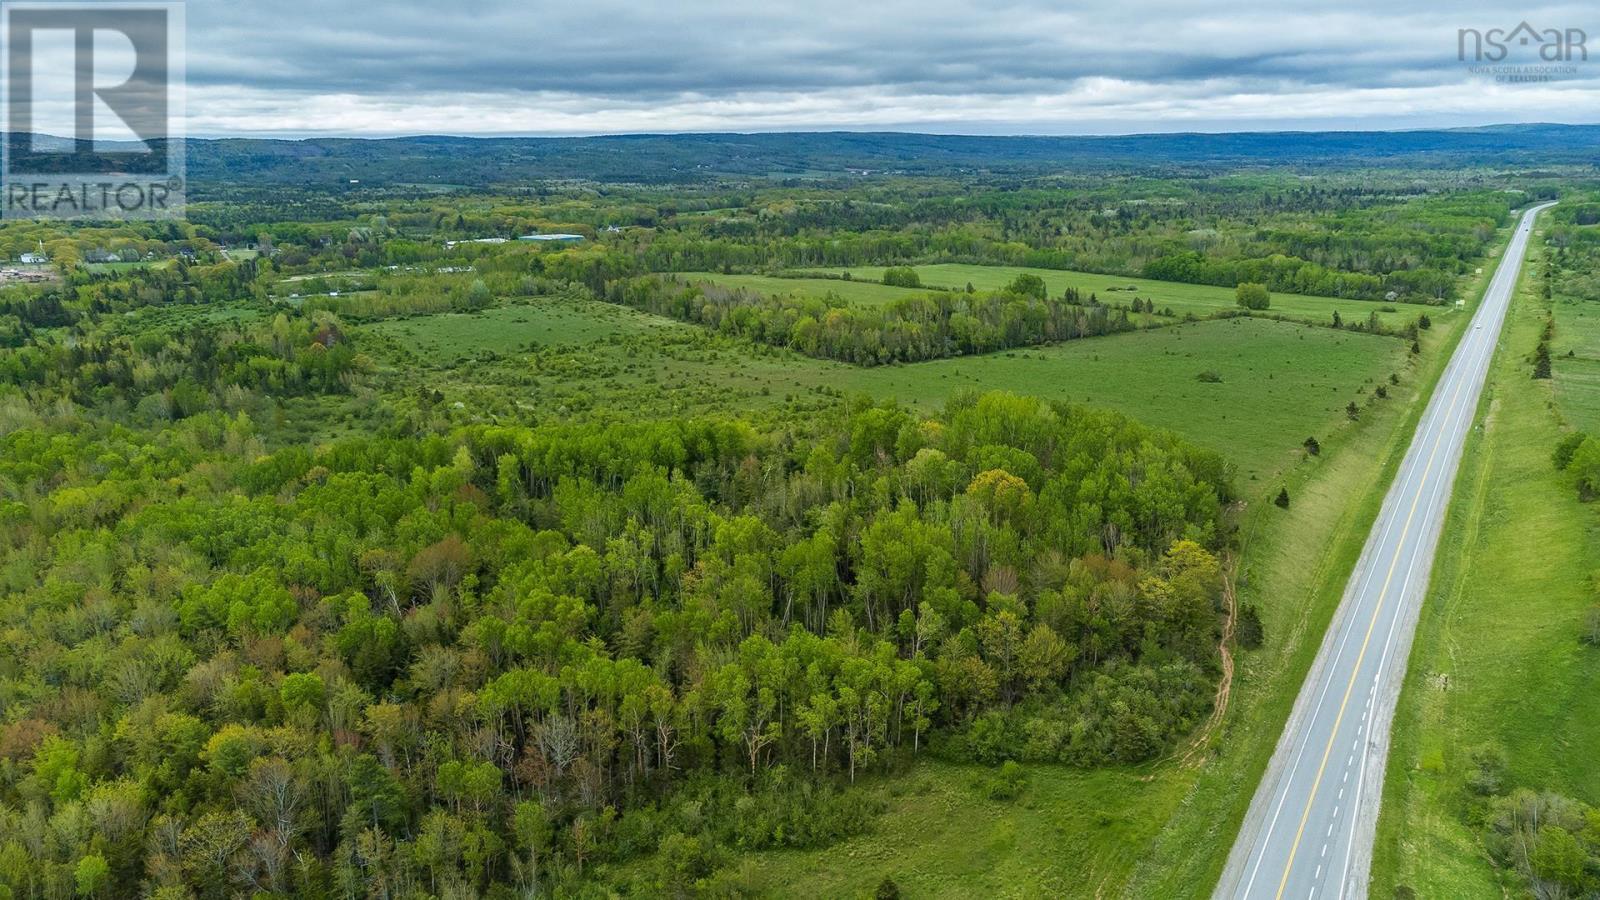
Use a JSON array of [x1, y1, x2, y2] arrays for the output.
[[1270, 280, 1498, 899]]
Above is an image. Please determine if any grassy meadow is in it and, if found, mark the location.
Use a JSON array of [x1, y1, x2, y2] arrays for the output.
[[826, 316, 1410, 483], [675, 272, 932, 307], [624, 761, 1192, 898], [365, 295, 1411, 486], [365, 296, 688, 362], [1551, 258, 1600, 431]]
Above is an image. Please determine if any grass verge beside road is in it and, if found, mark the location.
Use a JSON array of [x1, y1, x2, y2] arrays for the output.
[[1370, 226, 1600, 897]]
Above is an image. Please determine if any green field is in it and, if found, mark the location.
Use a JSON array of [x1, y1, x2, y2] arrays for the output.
[[676, 271, 932, 306], [278, 269, 372, 283], [365, 297, 688, 362], [108, 301, 265, 333], [83, 260, 163, 274], [380, 298, 1410, 484], [1372, 229, 1600, 897], [361, 297, 844, 423], [806, 263, 1445, 329], [1552, 284, 1600, 432], [654, 761, 1190, 898], [829, 317, 1411, 482]]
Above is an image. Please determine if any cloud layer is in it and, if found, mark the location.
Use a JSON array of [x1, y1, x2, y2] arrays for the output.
[[175, 0, 1600, 135]]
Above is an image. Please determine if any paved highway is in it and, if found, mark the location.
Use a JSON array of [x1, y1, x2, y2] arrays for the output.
[[1215, 201, 1556, 900]]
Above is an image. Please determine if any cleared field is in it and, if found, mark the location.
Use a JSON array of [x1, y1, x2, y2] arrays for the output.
[[1552, 290, 1600, 431], [278, 269, 372, 283], [816, 263, 1445, 329], [828, 316, 1411, 482], [108, 301, 265, 334], [364, 297, 687, 362], [372, 297, 1406, 483], [1371, 235, 1600, 897], [1553, 356, 1600, 433], [679, 761, 1189, 898], [675, 271, 931, 306], [84, 260, 165, 274]]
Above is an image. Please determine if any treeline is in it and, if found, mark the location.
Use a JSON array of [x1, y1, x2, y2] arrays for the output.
[[609, 188, 1509, 304], [1140, 192, 1510, 303], [1141, 251, 1456, 302], [0, 310, 366, 418], [1545, 219, 1600, 303], [243, 182, 1508, 308], [610, 276, 1133, 365], [0, 391, 1232, 897]]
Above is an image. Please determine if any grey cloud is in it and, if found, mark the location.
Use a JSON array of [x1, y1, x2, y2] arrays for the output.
[[170, 0, 1600, 133]]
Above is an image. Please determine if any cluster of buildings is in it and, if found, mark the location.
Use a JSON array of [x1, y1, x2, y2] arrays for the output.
[[3, 243, 53, 282]]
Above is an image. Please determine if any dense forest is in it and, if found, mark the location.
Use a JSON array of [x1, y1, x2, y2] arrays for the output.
[[0, 364, 1232, 896]]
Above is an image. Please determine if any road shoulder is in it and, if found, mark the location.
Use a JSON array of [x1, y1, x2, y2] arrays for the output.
[[1371, 214, 1600, 896]]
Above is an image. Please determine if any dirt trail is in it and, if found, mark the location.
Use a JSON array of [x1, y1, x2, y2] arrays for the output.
[[1177, 556, 1237, 768]]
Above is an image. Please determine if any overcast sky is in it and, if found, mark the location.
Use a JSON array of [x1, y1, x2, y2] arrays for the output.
[[170, 0, 1600, 136]]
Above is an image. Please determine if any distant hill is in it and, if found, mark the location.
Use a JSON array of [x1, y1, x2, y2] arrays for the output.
[[21, 125, 1600, 186]]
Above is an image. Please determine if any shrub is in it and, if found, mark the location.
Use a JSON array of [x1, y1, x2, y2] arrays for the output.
[[882, 266, 921, 288], [1237, 604, 1264, 650], [1005, 273, 1048, 300], [1567, 436, 1600, 500], [649, 832, 722, 895], [965, 711, 1014, 765], [1582, 605, 1600, 647], [1235, 282, 1271, 310], [983, 760, 1029, 801], [1553, 431, 1587, 470], [1465, 743, 1508, 796]]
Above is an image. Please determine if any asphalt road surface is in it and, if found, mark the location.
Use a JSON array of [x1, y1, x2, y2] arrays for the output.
[[1215, 201, 1556, 900]]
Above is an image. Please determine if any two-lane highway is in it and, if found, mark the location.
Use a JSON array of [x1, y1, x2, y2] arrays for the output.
[[1215, 201, 1556, 900]]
